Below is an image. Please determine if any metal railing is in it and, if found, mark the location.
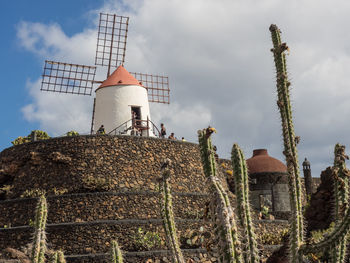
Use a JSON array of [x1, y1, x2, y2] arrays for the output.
[[108, 117, 161, 137]]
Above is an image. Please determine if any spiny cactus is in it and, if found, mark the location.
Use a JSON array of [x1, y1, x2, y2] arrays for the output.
[[198, 128, 242, 263], [110, 240, 123, 263], [31, 195, 48, 263], [270, 24, 350, 263], [269, 24, 304, 263], [159, 158, 185, 263], [49, 251, 66, 263], [231, 144, 260, 263], [330, 144, 349, 262]]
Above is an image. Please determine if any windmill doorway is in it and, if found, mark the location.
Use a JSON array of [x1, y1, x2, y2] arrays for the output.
[[131, 106, 141, 127]]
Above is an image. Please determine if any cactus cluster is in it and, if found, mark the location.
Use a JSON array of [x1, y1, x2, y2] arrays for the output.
[[65, 131, 79, 137], [12, 130, 50, 145]]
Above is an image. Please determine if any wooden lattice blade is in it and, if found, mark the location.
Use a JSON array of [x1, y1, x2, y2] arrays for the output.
[[41, 60, 97, 96], [130, 72, 170, 104], [95, 13, 129, 76]]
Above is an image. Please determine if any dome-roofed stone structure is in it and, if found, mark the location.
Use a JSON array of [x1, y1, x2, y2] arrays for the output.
[[247, 149, 287, 174], [246, 149, 290, 213]]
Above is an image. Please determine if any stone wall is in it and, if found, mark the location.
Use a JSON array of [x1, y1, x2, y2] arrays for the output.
[[0, 191, 209, 227], [0, 135, 208, 199], [0, 135, 290, 262]]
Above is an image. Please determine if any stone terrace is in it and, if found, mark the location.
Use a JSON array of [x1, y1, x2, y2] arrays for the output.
[[0, 135, 287, 262]]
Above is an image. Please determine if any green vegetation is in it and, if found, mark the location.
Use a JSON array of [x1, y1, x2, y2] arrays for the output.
[[49, 251, 66, 263], [21, 189, 46, 198], [66, 131, 79, 136], [12, 130, 50, 145], [258, 228, 288, 245], [82, 175, 113, 192], [133, 227, 162, 250], [110, 240, 123, 263]]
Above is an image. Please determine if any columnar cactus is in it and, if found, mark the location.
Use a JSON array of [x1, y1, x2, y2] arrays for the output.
[[49, 251, 66, 263], [330, 144, 349, 262], [159, 158, 185, 263], [110, 240, 123, 263], [231, 144, 260, 263], [269, 24, 304, 263], [31, 195, 48, 263], [198, 128, 242, 263], [270, 24, 350, 263]]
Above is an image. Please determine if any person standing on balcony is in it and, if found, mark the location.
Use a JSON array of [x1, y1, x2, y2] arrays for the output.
[[97, 125, 105, 135], [160, 123, 166, 138]]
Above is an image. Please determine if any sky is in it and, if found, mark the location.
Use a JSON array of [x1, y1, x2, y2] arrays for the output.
[[1, 0, 350, 178]]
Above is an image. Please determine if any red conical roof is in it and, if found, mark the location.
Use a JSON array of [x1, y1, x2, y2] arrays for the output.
[[97, 65, 141, 90], [246, 149, 287, 174]]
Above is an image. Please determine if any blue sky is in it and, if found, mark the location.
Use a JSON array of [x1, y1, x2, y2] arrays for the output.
[[2, 0, 350, 178], [0, 0, 103, 150]]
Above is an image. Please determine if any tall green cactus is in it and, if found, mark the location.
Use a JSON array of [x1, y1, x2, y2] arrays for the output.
[[330, 144, 349, 263], [110, 240, 123, 263], [269, 24, 304, 263], [49, 251, 66, 263], [198, 128, 242, 263], [231, 144, 260, 263], [159, 158, 185, 263], [31, 195, 48, 263], [270, 24, 350, 263]]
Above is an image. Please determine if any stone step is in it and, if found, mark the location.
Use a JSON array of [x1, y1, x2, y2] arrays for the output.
[[0, 247, 283, 263], [1, 219, 211, 255], [0, 218, 288, 253], [66, 249, 214, 263], [1, 217, 284, 262], [0, 191, 209, 227]]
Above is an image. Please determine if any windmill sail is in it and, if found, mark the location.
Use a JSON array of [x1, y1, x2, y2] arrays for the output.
[[131, 72, 170, 104], [95, 13, 129, 77], [41, 60, 96, 96]]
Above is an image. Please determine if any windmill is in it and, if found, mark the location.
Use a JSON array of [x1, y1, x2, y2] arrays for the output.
[[41, 13, 170, 137]]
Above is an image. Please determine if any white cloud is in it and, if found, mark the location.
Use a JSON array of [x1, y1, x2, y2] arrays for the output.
[[151, 102, 212, 141], [22, 79, 93, 136], [17, 0, 350, 177], [17, 21, 97, 65]]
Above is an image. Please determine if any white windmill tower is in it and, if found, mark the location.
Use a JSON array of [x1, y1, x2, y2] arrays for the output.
[[40, 13, 170, 137]]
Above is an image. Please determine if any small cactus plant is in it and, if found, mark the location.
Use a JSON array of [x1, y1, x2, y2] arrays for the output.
[[66, 131, 79, 137], [159, 158, 185, 263], [110, 240, 123, 263], [31, 195, 48, 263], [49, 251, 66, 263]]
